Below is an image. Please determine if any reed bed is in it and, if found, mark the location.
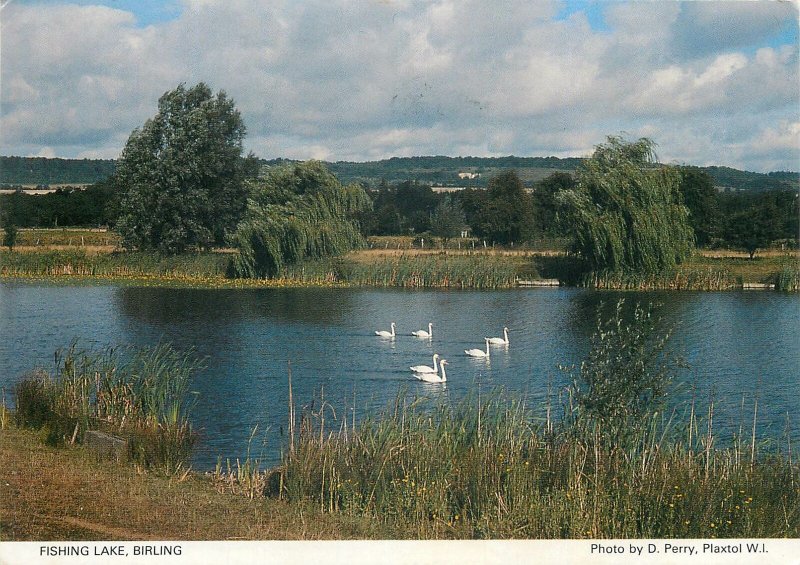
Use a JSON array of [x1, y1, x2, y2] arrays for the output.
[[13, 343, 200, 475], [232, 391, 796, 539], [275, 254, 522, 288]]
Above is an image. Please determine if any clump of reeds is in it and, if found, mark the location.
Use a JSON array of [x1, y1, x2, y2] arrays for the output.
[[13, 342, 200, 475], [774, 262, 800, 292], [255, 300, 798, 538]]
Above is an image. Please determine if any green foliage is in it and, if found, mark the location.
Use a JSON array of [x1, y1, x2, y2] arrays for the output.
[[564, 301, 682, 445], [115, 83, 249, 253], [0, 182, 118, 228], [430, 195, 465, 245], [462, 171, 536, 244], [721, 190, 798, 257], [531, 171, 576, 237], [0, 156, 116, 185], [232, 161, 372, 278], [558, 136, 694, 277], [364, 181, 439, 236], [678, 167, 719, 247]]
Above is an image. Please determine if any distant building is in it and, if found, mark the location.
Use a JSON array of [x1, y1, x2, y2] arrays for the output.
[[458, 172, 480, 180]]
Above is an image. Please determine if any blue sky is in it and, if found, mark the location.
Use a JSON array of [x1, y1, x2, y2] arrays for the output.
[[2, 0, 798, 171], [9, 0, 182, 25]]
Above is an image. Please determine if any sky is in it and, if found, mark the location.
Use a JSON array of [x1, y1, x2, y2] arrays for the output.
[[1, 0, 798, 172]]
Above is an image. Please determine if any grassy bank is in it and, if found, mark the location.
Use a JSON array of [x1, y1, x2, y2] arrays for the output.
[[0, 420, 387, 540], [2, 243, 798, 291]]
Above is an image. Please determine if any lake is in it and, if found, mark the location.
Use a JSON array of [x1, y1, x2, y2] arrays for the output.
[[1, 281, 797, 469]]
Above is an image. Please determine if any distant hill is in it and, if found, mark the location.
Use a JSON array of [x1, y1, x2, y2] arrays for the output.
[[0, 156, 116, 186], [2, 155, 797, 192]]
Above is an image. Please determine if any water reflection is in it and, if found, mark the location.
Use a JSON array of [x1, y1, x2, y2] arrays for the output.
[[116, 286, 359, 326]]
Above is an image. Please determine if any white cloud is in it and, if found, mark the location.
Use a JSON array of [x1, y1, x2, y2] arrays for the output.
[[1, 0, 797, 171]]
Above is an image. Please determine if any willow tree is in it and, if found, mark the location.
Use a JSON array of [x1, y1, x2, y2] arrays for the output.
[[558, 136, 693, 279], [232, 161, 372, 278]]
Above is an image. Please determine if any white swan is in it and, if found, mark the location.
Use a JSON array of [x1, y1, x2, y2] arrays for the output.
[[411, 323, 433, 338], [375, 322, 396, 338], [414, 360, 447, 383], [486, 327, 509, 345], [410, 353, 439, 374], [465, 338, 490, 358]]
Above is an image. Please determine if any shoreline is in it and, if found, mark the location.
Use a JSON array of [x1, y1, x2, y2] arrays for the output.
[[1, 243, 798, 291]]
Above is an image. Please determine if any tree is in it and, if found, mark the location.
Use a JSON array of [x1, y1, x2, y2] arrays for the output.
[[678, 167, 719, 247], [723, 197, 781, 259], [3, 219, 17, 251], [532, 171, 576, 237], [232, 161, 372, 278], [467, 171, 535, 245], [430, 195, 466, 246], [557, 136, 693, 277], [115, 83, 249, 253]]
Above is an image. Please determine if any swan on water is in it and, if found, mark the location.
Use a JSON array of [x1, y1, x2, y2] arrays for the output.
[[414, 360, 447, 383], [486, 327, 509, 345], [375, 322, 396, 338], [410, 353, 439, 374], [412, 323, 433, 338], [465, 338, 491, 358]]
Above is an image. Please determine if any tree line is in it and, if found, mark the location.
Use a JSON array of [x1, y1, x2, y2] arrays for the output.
[[2, 83, 797, 271]]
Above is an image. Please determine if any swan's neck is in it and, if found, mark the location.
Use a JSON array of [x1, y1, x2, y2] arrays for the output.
[[433, 355, 439, 371], [504, 328, 508, 341], [440, 365, 446, 381]]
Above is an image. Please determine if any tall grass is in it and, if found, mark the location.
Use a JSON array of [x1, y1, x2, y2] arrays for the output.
[[13, 342, 200, 474], [259, 390, 798, 538]]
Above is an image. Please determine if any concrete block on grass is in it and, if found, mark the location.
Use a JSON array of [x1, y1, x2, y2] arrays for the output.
[[84, 430, 128, 461]]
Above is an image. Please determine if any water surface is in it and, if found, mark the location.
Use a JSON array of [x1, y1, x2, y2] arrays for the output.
[[1, 282, 797, 468]]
